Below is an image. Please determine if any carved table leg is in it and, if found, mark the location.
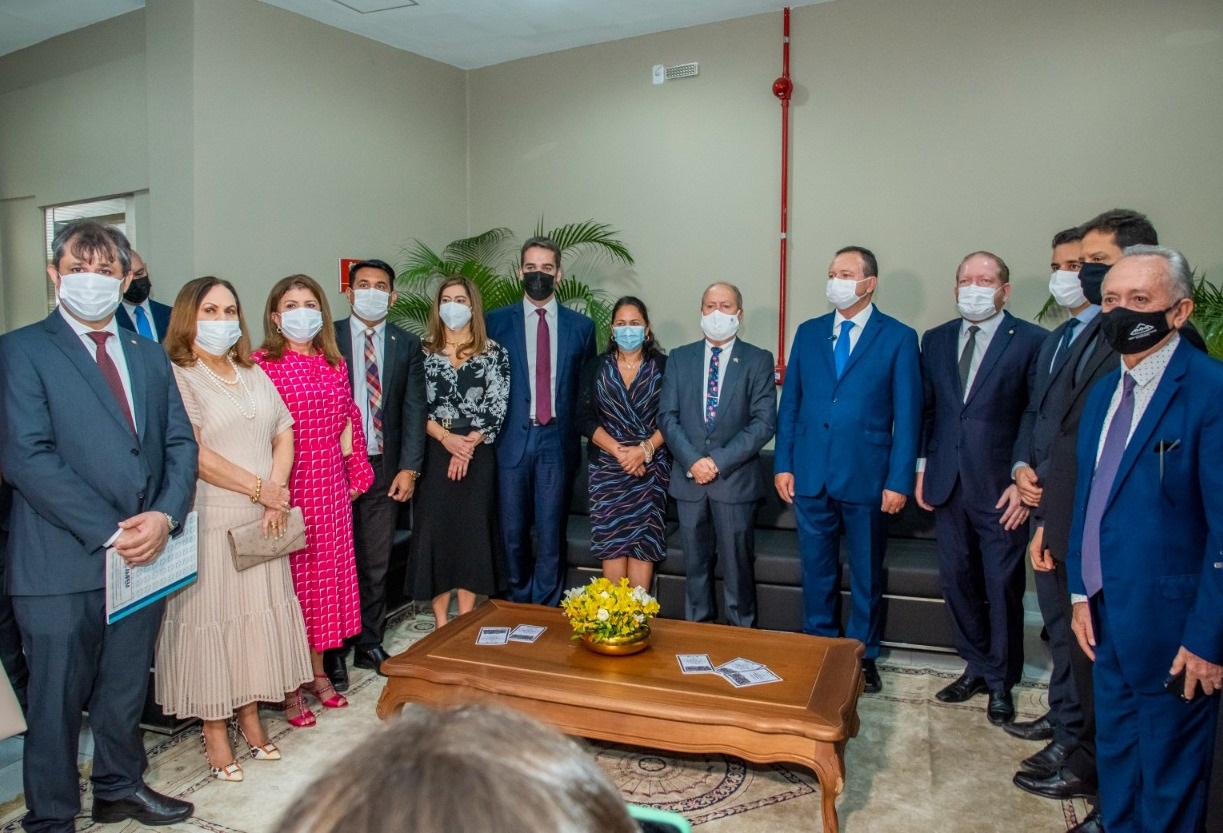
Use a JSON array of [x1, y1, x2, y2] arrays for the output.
[[811, 741, 846, 833]]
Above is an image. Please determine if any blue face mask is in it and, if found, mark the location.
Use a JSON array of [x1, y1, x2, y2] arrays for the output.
[[613, 325, 646, 352]]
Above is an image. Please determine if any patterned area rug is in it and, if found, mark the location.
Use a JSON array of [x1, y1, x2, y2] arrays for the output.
[[0, 610, 1085, 832]]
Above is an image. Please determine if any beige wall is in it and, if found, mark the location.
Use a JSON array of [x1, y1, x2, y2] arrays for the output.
[[469, 0, 1223, 358], [0, 0, 468, 335]]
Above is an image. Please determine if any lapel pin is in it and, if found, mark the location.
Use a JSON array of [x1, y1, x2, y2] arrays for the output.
[[733, 357, 740, 363]]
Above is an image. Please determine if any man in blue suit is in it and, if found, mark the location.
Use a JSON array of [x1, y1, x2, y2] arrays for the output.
[[1067, 246, 1223, 833], [486, 237, 596, 606], [113, 247, 172, 342], [774, 246, 921, 691], [916, 251, 1046, 724], [0, 221, 197, 832], [659, 282, 776, 628]]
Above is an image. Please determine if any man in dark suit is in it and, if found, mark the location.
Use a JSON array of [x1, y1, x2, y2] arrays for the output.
[[0, 221, 197, 832], [1066, 246, 1223, 833], [113, 247, 172, 342], [324, 259, 426, 690], [486, 237, 596, 607], [916, 251, 1046, 725], [0, 477, 28, 715], [658, 282, 776, 628], [774, 246, 922, 691]]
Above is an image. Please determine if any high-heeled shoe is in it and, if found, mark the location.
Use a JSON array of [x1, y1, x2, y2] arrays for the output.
[[302, 674, 348, 709], [201, 728, 243, 782], [237, 725, 282, 761], [272, 689, 317, 728]]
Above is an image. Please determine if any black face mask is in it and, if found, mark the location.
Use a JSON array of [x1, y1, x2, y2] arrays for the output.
[[124, 276, 152, 305], [1077, 262, 1109, 306], [522, 271, 555, 302], [1099, 305, 1174, 355]]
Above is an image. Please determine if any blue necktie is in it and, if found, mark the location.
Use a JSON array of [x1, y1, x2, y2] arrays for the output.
[[834, 320, 853, 379], [1081, 373, 1136, 597], [705, 346, 721, 426], [1051, 317, 1081, 373], [133, 305, 155, 341]]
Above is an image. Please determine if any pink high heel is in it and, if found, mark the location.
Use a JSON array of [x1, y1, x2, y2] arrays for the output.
[[302, 674, 348, 709], [276, 688, 317, 728]]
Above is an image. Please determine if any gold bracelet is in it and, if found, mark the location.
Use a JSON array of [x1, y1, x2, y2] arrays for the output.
[[440, 428, 450, 442], [250, 475, 262, 504], [639, 440, 654, 464]]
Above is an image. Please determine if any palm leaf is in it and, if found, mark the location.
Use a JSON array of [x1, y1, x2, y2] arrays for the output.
[[396, 240, 447, 288], [388, 292, 434, 337], [539, 219, 635, 266], [1191, 271, 1223, 359], [443, 228, 516, 267]]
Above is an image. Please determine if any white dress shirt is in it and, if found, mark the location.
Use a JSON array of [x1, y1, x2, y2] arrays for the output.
[[61, 306, 136, 421], [350, 318, 386, 455], [831, 302, 875, 355], [121, 300, 159, 340], [960, 310, 1006, 400], [703, 337, 736, 418], [523, 297, 559, 421], [1095, 332, 1180, 463]]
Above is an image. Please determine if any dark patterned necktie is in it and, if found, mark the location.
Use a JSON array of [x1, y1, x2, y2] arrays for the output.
[[705, 346, 721, 426], [88, 331, 136, 436], [535, 309, 552, 424], [365, 329, 383, 452]]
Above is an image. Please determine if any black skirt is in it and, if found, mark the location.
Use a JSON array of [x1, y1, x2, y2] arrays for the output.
[[409, 431, 505, 600]]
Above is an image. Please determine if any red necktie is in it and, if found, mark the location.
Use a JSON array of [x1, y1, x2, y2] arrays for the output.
[[535, 308, 552, 425], [88, 331, 136, 436]]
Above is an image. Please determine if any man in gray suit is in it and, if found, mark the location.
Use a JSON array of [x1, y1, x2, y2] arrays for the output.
[[658, 282, 776, 628], [0, 221, 197, 833]]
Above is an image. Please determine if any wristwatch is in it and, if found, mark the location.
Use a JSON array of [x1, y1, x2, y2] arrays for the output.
[[163, 513, 180, 534]]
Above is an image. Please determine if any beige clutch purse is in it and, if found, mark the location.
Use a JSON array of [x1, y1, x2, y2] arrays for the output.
[[227, 506, 307, 571]]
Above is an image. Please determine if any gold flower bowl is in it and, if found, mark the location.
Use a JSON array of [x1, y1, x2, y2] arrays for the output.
[[579, 625, 651, 656]]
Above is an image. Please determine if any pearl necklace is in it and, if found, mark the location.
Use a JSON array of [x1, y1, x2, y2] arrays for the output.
[[196, 355, 256, 420]]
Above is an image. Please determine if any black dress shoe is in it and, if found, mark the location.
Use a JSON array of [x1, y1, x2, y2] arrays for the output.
[[323, 648, 349, 693], [92, 784, 193, 825], [1019, 739, 1073, 775], [987, 689, 1015, 724], [353, 644, 391, 675], [1012, 766, 1097, 800], [1002, 711, 1055, 741], [1068, 808, 1103, 833], [936, 672, 988, 703], [861, 659, 882, 693]]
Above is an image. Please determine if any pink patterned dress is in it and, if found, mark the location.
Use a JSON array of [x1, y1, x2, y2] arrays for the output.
[[255, 348, 375, 651]]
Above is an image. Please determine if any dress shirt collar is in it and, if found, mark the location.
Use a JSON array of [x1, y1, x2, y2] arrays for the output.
[[833, 302, 874, 333], [353, 318, 387, 338], [522, 296, 558, 320], [1125, 331, 1180, 390], [960, 309, 1005, 340], [60, 305, 121, 341], [1074, 304, 1101, 327]]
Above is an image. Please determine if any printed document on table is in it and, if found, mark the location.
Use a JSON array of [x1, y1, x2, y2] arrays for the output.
[[509, 624, 546, 643], [477, 627, 511, 645], [677, 653, 715, 674], [106, 512, 198, 625]]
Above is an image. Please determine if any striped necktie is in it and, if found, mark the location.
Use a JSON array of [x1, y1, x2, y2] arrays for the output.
[[365, 329, 383, 453]]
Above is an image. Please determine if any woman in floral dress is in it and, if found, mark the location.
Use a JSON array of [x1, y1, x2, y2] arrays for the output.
[[256, 274, 373, 720], [411, 277, 509, 626]]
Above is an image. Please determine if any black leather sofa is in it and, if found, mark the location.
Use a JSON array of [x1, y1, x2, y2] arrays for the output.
[[564, 449, 954, 652]]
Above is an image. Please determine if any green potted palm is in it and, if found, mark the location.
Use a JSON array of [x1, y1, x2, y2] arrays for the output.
[[390, 221, 633, 346]]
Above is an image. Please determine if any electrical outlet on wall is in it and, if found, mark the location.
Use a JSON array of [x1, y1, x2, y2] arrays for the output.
[[652, 64, 665, 85]]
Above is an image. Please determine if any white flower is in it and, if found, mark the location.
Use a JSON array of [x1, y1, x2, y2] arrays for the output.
[[634, 613, 644, 624], [597, 608, 610, 621], [631, 586, 652, 605], [599, 591, 610, 599]]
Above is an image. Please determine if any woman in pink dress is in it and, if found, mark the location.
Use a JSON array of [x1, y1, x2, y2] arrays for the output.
[[256, 274, 374, 722]]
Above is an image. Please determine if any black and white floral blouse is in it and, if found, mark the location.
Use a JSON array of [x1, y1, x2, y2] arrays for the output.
[[423, 340, 510, 444]]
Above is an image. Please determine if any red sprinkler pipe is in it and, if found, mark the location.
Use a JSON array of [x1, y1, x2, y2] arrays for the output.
[[772, 8, 793, 385]]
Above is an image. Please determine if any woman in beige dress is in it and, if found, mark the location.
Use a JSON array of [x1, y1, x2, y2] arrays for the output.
[[155, 277, 313, 782]]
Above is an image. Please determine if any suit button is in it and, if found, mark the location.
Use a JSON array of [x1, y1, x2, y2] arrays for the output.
[[137, 492, 146, 500], [832, 397, 837, 403], [823, 423, 829, 428], [705, 439, 711, 445], [130, 448, 140, 456]]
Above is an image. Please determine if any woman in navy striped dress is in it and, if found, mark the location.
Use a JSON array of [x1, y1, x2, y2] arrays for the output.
[[577, 297, 671, 590]]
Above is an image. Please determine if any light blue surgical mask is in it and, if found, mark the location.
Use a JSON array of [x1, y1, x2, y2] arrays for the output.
[[613, 325, 646, 352]]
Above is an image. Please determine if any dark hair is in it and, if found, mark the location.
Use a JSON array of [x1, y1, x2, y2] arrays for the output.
[[260, 274, 344, 368], [1081, 209, 1158, 248], [603, 295, 664, 358], [1051, 227, 1083, 248], [273, 704, 637, 833], [956, 250, 1011, 284], [50, 220, 130, 275], [166, 277, 254, 368], [520, 236, 562, 270], [835, 245, 878, 278], [348, 259, 396, 287], [423, 276, 489, 361]]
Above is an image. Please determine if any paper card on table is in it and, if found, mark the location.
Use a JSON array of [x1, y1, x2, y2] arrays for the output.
[[476, 627, 510, 645], [677, 653, 715, 674], [717, 666, 783, 688], [106, 511, 199, 625], [717, 657, 765, 674], [509, 624, 546, 643]]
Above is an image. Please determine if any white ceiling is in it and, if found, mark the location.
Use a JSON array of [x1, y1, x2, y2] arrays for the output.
[[1, 0, 830, 69]]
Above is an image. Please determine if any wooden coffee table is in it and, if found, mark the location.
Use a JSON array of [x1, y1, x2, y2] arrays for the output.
[[377, 600, 864, 832]]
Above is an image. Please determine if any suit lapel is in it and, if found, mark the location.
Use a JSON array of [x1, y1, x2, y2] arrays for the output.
[[45, 314, 137, 438], [120, 332, 148, 440], [838, 313, 881, 382], [710, 341, 739, 427], [964, 312, 1015, 408], [1106, 342, 1188, 509], [555, 307, 574, 386], [382, 326, 400, 395], [509, 304, 528, 381], [820, 313, 837, 377]]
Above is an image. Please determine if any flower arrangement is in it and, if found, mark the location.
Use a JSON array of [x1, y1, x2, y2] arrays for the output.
[[561, 577, 660, 643]]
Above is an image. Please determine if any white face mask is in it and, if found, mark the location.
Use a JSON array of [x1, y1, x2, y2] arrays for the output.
[[438, 301, 473, 331], [956, 285, 1000, 322], [278, 307, 324, 342], [194, 319, 242, 356], [825, 277, 865, 310], [700, 310, 740, 342], [351, 288, 390, 322], [57, 272, 123, 322], [1048, 270, 1087, 309]]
